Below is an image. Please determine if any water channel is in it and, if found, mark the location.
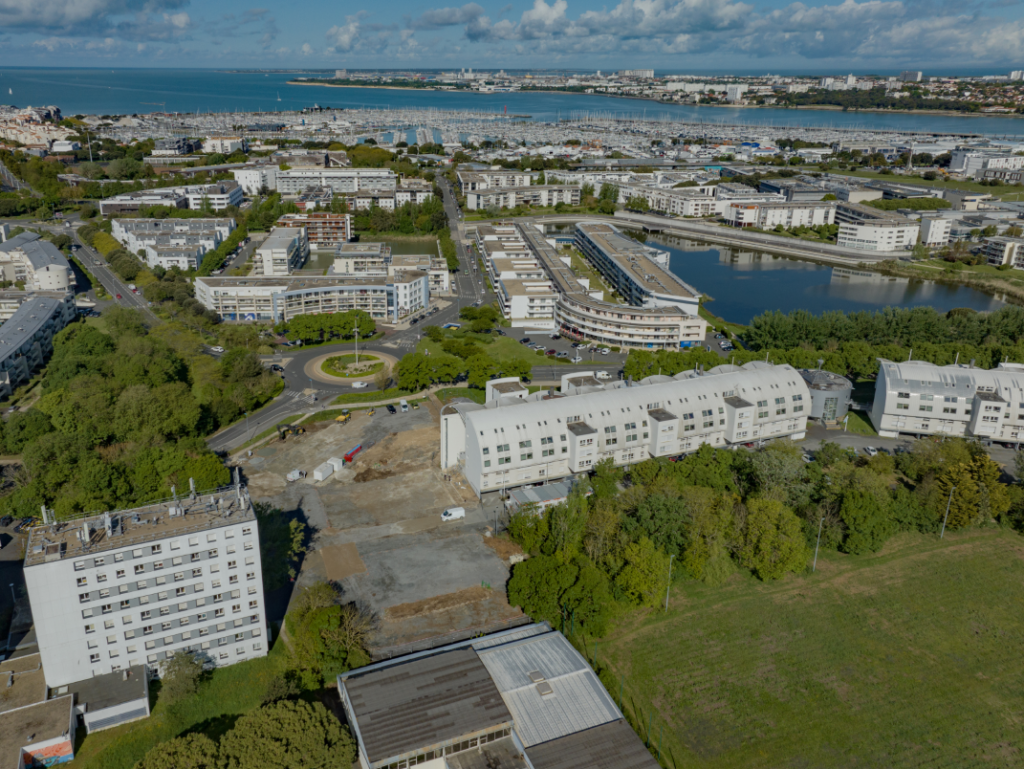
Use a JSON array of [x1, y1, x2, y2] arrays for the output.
[[648, 233, 1005, 324]]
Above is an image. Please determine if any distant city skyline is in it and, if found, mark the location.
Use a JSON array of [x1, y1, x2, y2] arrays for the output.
[[3, 0, 1024, 70]]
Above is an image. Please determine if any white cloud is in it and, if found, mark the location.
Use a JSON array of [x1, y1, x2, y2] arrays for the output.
[[326, 15, 361, 51], [301, 42, 314, 55]]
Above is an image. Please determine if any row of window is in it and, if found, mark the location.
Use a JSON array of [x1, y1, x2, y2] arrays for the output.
[[73, 527, 253, 571], [79, 564, 255, 604], [91, 642, 263, 670]]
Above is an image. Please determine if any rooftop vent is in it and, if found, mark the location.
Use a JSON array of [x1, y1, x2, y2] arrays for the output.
[[527, 670, 545, 683], [536, 681, 554, 696]]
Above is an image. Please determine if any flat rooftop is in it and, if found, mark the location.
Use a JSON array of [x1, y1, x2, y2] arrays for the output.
[[491, 381, 527, 394], [576, 222, 698, 300], [0, 696, 72, 769], [343, 647, 512, 764], [24, 485, 255, 567], [337, 242, 389, 256], [0, 654, 46, 714], [66, 665, 147, 711], [197, 275, 408, 291]]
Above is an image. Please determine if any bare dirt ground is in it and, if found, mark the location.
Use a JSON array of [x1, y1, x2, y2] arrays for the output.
[[237, 402, 520, 651]]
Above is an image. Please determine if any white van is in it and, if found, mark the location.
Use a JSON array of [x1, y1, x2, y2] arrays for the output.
[[400, 399, 410, 412], [441, 506, 465, 522]]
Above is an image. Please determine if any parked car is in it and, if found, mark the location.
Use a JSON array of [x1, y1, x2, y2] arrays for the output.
[[351, 382, 369, 389], [0, 515, 12, 528], [595, 370, 612, 380], [571, 356, 583, 363], [556, 351, 569, 358], [210, 346, 225, 353], [520, 337, 531, 345], [545, 349, 557, 356], [7, 405, 17, 414], [270, 364, 284, 372], [864, 446, 878, 457], [600, 348, 610, 355], [386, 404, 397, 414]]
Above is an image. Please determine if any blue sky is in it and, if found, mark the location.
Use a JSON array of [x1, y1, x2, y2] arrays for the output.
[[3, 0, 1024, 71]]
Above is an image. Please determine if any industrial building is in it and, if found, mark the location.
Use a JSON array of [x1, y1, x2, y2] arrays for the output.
[[195, 273, 428, 322], [440, 362, 810, 495], [0, 232, 74, 292], [870, 359, 1024, 441], [337, 622, 659, 769], [0, 291, 76, 399]]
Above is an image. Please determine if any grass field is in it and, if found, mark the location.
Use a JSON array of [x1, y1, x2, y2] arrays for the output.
[[595, 529, 1024, 769], [73, 638, 290, 769], [837, 170, 1024, 201]]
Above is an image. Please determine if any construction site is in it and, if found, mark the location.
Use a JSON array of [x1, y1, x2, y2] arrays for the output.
[[235, 399, 526, 656]]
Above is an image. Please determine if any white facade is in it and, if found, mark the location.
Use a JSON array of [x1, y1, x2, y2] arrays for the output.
[[919, 216, 952, 246], [23, 486, 268, 688], [835, 202, 919, 252], [204, 137, 248, 154], [440, 362, 810, 495], [184, 184, 244, 211], [724, 201, 836, 229], [233, 166, 278, 195], [276, 168, 397, 194], [457, 171, 533, 191], [254, 227, 309, 276], [870, 359, 1024, 441], [0, 232, 74, 292], [465, 186, 580, 211], [983, 237, 1024, 268]]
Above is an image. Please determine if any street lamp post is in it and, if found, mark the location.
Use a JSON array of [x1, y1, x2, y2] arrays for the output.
[[664, 553, 675, 612], [354, 328, 360, 365], [940, 485, 956, 539], [812, 517, 824, 572]]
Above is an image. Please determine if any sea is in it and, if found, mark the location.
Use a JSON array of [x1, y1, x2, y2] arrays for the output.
[[4, 67, 1024, 136]]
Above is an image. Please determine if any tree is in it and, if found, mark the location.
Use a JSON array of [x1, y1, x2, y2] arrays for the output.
[[136, 734, 220, 769], [286, 582, 370, 688], [508, 504, 548, 552], [615, 537, 670, 607], [218, 700, 355, 769], [738, 498, 808, 581], [159, 650, 205, 705], [625, 195, 650, 212], [507, 555, 579, 625], [839, 489, 895, 554]]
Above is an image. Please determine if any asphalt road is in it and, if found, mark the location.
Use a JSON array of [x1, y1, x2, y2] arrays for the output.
[[68, 222, 162, 324]]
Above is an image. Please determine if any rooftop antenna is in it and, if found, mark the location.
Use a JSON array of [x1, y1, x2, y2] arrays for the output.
[[40, 505, 49, 526], [954, 351, 960, 365], [908, 348, 913, 361], [817, 358, 824, 370], [103, 512, 112, 537]]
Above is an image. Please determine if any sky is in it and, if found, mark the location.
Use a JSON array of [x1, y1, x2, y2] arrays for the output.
[[3, 0, 1024, 72]]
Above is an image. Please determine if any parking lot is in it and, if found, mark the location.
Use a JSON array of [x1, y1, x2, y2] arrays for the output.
[[235, 402, 524, 652]]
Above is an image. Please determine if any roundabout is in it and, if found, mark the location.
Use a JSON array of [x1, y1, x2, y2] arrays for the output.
[[304, 349, 399, 386]]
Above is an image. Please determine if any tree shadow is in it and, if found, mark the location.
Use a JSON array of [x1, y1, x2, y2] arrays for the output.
[[184, 713, 242, 742]]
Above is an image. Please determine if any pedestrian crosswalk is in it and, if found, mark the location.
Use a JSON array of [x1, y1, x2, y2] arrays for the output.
[[286, 390, 319, 405]]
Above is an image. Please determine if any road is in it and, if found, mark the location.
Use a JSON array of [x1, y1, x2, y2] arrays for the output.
[[68, 223, 162, 324]]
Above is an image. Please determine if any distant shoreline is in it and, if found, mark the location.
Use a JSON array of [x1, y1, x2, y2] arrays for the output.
[[287, 80, 1023, 119]]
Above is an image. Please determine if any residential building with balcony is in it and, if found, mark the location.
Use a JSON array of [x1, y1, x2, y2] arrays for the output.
[[253, 227, 309, 276], [465, 186, 580, 211], [870, 359, 1024, 441], [456, 171, 532, 192], [834, 202, 920, 252], [440, 362, 809, 493], [276, 212, 353, 249], [983, 236, 1024, 268], [0, 232, 74, 291], [0, 291, 76, 399], [724, 201, 836, 229]]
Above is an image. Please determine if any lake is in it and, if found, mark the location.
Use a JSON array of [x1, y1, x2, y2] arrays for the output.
[[5, 67, 1024, 136], [647, 233, 1005, 324]]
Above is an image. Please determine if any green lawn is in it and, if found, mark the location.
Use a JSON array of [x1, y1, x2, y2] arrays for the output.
[[843, 410, 878, 436], [437, 386, 484, 404], [417, 333, 573, 366], [72, 638, 291, 769], [564, 247, 621, 303], [595, 529, 1024, 769]]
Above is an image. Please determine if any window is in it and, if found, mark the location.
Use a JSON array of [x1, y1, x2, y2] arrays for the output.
[[520, 452, 533, 461], [757, 400, 767, 408], [775, 408, 786, 416], [541, 436, 554, 445], [897, 392, 910, 399], [793, 406, 803, 413], [192, 568, 202, 578], [101, 604, 112, 614], [141, 610, 152, 620], [153, 562, 164, 571], [945, 396, 958, 403], [919, 405, 933, 412], [176, 587, 187, 596], [77, 577, 88, 587], [792, 394, 803, 402], [174, 572, 184, 582], [208, 549, 218, 558], [896, 403, 909, 410], [605, 438, 617, 446], [542, 449, 554, 457], [482, 447, 490, 455], [943, 407, 957, 414], [227, 561, 237, 569], [151, 545, 162, 555], [920, 394, 934, 402], [498, 456, 511, 465], [85, 624, 95, 634], [774, 397, 785, 405], [90, 653, 101, 663], [702, 409, 713, 418], [116, 569, 125, 579], [519, 440, 532, 448], [104, 620, 114, 630], [497, 444, 509, 453]]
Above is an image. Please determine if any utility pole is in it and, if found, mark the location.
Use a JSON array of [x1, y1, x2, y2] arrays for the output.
[[940, 485, 956, 539], [354, 328, 360, 365]]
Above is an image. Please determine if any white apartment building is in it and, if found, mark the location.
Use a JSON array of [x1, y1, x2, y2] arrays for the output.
[[204, 137, 248, 154], [142, 245, 205, 271], [276, 168, 396, 194], [254, 227, 309, 276], [0, 232, 74, 291], [111, 218, 234, 266], [344, 183, 435, 211], [0, 291, 77, 400], [23, 483, 268, 689], [465, 186, 580, 211], [456, 171, 532, 192], [983, 237, 1024, 268], [617, 185, 716, 217], [870, 359, 1024, 441], [440, 362, 810, 495], [99, 183, 243, 215], [835, 202, 919, 252], [195, 274, 427, 322], [232, 166, 278, 195], [331, 243, 449, 294], [949, 146, 1024, 178], [919, 216, 952, 247], [724, 201, 836, 229]]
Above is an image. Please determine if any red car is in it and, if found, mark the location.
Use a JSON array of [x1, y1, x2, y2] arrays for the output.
[[116, 293, 122, 299], [545, 349, 557, 356]]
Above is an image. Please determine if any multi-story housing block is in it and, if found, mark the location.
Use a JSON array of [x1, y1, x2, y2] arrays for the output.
[[724, 201, 836, 229], [440, 362, 810, 494], [0, 232, 74, 291], [276, 212, 353, 249], [870, 359, 1024, 441], [834, 202, 920, 252], [983, 236, 1024, 268], [456, 171, 532, 192], [253, 227, 309, 276], [23, 483, 268, 689], [0, 291, 77, 400], [465, 186, 580, 211]]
